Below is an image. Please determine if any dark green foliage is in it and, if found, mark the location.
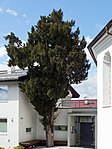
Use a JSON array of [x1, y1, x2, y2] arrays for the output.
[[5, 9, 90, 146], [13, 146, 24, 149]]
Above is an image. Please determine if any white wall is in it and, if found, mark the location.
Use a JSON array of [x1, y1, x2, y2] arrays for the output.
[[97, 106, 112, 149], [36, 109, 68, 141], [36, 114, 45, 140], [54, 109, 68, 141], [69, 115, 75, 146], [0, 81, 37, 148], [97, 47, 112, 149], [0, 82, 19, 149], [19, 91, 37, 142]]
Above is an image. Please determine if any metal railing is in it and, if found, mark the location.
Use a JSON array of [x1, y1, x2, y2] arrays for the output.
[[0, 69, 27, 75], [0, 69, 27, 80], [61, 99, 97, 109]]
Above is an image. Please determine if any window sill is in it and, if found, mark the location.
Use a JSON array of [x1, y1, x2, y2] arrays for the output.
[[0, 101, 8, 103], [0, 132, 7, 135], [26, 132, 33, 134], [103, 105, 111, 108]]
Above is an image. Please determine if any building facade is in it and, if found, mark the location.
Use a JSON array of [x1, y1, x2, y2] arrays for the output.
[[0, 68, 97, 148], [88, 19, 112, 149], [0, 69, 37, 148]]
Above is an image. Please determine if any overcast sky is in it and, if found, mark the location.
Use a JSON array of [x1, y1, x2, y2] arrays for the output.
[[0, 0, 112, 98]]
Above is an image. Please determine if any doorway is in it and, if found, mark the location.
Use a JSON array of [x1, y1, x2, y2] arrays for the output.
[[68, 114, 96, 149], [80, 122, 93, 147]]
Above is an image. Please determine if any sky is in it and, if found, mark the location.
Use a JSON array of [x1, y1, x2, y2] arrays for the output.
[[0, 0, 112, 98]]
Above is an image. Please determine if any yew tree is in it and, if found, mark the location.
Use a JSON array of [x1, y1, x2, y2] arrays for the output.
[[5, 9, 90, 147]]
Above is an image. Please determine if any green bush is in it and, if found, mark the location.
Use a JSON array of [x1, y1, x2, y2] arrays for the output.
[[13, 146, 24, 149]]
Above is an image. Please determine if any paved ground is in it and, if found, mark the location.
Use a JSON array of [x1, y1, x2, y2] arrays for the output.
[[34, 146, 94, 149]]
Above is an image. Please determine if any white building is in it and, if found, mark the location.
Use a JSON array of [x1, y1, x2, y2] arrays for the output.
[[88, 19, 112, 149], [0, 68, 97, 148], [0, 69, 37, 148]]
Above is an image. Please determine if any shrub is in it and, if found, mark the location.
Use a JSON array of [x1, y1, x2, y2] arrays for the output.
[[13, 146, 24, 149], [0, 147, 4, 149]]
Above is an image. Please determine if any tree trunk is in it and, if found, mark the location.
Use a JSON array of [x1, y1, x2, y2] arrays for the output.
[[46, 109, 54, 147]]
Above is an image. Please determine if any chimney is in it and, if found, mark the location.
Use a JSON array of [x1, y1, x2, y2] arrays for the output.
[[11, 66, 15, 73]]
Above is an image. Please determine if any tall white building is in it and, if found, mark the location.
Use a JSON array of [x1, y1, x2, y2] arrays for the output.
[[88, 19, 112, 149]]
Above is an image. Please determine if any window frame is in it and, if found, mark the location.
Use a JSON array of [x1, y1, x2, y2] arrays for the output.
[[0, 85, 8, 103], [0, 118, 7, 134], [54, 125, 68, 131], [26, 127, 33, 133]]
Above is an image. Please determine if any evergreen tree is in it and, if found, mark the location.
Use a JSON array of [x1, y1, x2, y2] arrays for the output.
[[5, 9, 90, 147]]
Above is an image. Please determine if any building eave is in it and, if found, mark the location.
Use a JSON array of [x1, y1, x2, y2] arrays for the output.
[[87, 19, 112, 65], [0, 79, 18, 82]]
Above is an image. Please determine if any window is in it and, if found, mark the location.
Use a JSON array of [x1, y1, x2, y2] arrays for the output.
[[75, 116, 94, 123], [26, 127, 32, 133], [103, 51, 111, 107], [0, 86, 8, 102], [54, 125, 67, 131], [0, 119, 7, 133]]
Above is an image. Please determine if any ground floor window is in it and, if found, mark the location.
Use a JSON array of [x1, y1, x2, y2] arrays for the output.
[[0, 118, 7, 133], [54, 125, 67, 131], [26, 127, 33, 133]]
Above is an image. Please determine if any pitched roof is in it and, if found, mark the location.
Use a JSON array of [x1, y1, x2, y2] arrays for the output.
[[68, 85, 80, 98], [87, 19, 112, 65]]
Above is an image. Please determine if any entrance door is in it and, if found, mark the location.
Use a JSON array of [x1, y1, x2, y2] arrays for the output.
[[80, 122, 93, 147]]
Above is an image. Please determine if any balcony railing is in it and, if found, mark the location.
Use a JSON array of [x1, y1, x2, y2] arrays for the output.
[[0, 69, 27, 80], [61, 99, 97, 109]]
